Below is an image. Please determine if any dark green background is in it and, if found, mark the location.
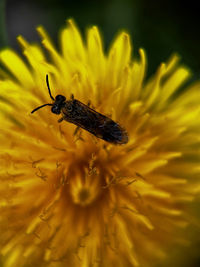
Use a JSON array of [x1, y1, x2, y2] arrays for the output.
[[1, 0, 200, 78], [0, 0, 200, 267]]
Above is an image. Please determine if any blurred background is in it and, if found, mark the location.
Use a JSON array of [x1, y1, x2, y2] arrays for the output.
[[0, 0, 200, 78], [0, 0, 200, 266]]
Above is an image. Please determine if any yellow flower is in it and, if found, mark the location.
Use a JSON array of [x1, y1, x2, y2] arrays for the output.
[[0, 19, 200, 267]]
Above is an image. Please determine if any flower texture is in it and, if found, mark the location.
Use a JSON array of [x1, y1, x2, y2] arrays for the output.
[[0, 20, 200, 267]]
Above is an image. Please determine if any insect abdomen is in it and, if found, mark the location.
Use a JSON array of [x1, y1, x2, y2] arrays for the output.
[[99, 119, 128, 144], [62, 99, 128, 144]]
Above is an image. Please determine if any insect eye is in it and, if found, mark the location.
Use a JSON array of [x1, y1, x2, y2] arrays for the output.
[[51, 106, 61, 114], [55, 95, 66, 102]]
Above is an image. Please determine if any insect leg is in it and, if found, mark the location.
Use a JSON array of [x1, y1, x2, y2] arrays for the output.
[[73, 126, 80, 136], [70, 94, 74, 100], [87, 100, 91, 107], [58, 117, 64, 123], [87, 100, 95, 109]]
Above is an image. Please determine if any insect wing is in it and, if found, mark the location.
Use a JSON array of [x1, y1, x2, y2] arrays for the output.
[[98, 118, 128, 144], [62, 100, 128, 144]]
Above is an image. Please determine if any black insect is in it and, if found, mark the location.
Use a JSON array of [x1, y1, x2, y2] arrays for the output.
[[31, 75, 128, 144]]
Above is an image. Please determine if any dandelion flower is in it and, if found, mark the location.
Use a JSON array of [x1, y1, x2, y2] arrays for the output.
[[0, 19, 200, 267]]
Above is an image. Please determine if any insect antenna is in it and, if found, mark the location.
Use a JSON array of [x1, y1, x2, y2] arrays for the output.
[[31, 75, 55, 114], [31, 103, 53, 114], [46, 74, 55, 101]]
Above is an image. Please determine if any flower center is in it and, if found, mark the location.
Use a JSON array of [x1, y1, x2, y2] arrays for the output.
[[78, 188, 90, 202], [68, 154, 103, 206], [76, 187, 92, 206], [70, 184, 100, 207]]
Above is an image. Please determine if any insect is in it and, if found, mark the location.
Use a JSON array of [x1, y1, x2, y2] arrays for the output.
[[31, 75, 128, 144]]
